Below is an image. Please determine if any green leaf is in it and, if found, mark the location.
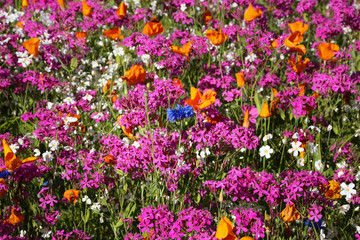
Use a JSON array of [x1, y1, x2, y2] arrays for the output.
[[70, 57, 78, 71], [254, 91, 262, 113], [59, 59, 70, 72]]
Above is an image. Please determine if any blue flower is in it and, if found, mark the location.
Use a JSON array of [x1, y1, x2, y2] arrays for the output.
[[305, 219, 325, 230], [167, 105, 194, 122], [0, 169, 11, 179]]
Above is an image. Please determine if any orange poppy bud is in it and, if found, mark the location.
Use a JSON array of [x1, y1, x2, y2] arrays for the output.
[[184, 87, 216, 110], [57, 0, 66, 9], [143, 22, 164, 36], [244, 3, 263, 22], [0, 178, 7, 197], [318, 43, 339, 61], [82, 1, 92, 17], [215, 217, 237, 240], [205, 28, 227, 46], [280, 204, 301, 223], [23, 38, 40, 57], [236, 72, 245, 87], [240, 237, 255, 240], [202, 9, 212, 24], [63, 189, 80, 204], [1, 208, 24, 225], [117, 2, 127, 19], [104, 154, 116, 164], [22, 0, 28, 9], [15, 21, 24, 29], [243, 109, 250, 128], [288, 21, 308, 35], [173, 78, 183, 89], [103, 27, 123, 40], [259, 102, 271, 118], [324, 180, 342, 199], [288, 55, 310, 74], [170, 41, 193, 58], [124, 65, 146, 85], [298, 83, 306, 96]]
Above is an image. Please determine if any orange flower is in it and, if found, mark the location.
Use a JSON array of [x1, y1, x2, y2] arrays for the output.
[[280, 204, 301, 223], [117, 116, 138, 141], [259, 102, 271, 118], [288, 55, 310, 74], [2, 139, 41, 172], [67, 113, 81, 127], [124, 65, 146, 86], [215, 217, 237, 240], [76, 32, 87, 40], [184, 87, 216, 110], [151, 17, 159, 23], [173, 78, 183, 89], [240, 237, 255, 240], [57, 0, 66, 9], [169, 41, 193, 58], [244, 3, 263, 22], [15, 21, 24, 29], [285, 32, 306, 55], [103, 27, 123, 40], [102, 80, 114, 93], [23, 38, 40, 57], [63, 189, 80, 204], [0, 178, 7, 197], [269, 39, 279, 49], [205, 28, 227, 46], [235, 72, 245, 87], [22, 0, 28, 9], [312, 92, 319, 99], [324, 180, 342, 199], [82, 1, 92, 17], [288, 21, 308, 35], [117, 2, 127, 19], [202, 9, 212, 24], [1, 208, 24, 225], [143, 22, 164, 36], [318, 43, 339, 61], [243, 109, 250, 128], [104, 154, 116, 164], [298, 84, 306, 97]]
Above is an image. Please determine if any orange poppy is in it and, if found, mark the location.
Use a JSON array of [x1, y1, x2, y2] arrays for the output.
[[103, 27, 123, 40], [117, 116, 138, 141], [243, 109, 250, 128], [169, 41, 193, 58], [123, 65, 146, 86], [76, 31, 87, 44], [15, 21, 24, 29], [57, 0, 66, 9], [82, 1, 92, 17], [312, 92, 319, 99], [324, 180, 342, 199], [0, 178, 7, 197], [215, 217, 237, 240], [280, 204, 301, 223], [202, 9, 212, 24], [318, 43, 339, 61], [104, 154, 116, 164], [2, 139, 41, 172], [288, 21, 308, 35], [184, 87, 216, 110], [272, 88, 278, 98], [1, 208, 24, 225], [117, 2, 127, 19], [244, 3, 263, 22], [235, 72, 245, 87], [143, 22, 164, 36], [285, 32, 306, 55], [240, 237, 255, 240], [63, 189, 80, 204], [22, 0, 28, 9], [288, 55, 310, 74], [259, 102, 271, 118], [173, 78, 183, 89], [269, 39, 279, 49], [102, 80, 114, 93], [23, 38, 40, 57], [298, 84, 306, 97], [205, 28, 227, 46]]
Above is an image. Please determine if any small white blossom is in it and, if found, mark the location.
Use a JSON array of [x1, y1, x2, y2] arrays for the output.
[[339, 204, 350, 215], [90, 202, 101, 211], [288, 141, 304, 157], [263, 134, 273, 142], [42, 151, 53, 161], [9, 143, 19, 154], [327, 125, 332, 131], [48, 140, 59, 151], [297, 158, 305, 167], [34, 149, 41, 157], [340, 182, 356, 201], [180, 3, 187, 12], [259, 145, 273, 159], [83, 93, 93, 101], [82, 195, 92, 205], [314, 160, 324, 171]]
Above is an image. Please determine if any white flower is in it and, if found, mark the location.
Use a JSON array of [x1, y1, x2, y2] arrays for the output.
[[113, 46, 124, 57], [292, 132, 299, 139], [90, 202, 101, 211], [338, 170, 344, 178], [339, 204, 350, 215], [99, 216, 104, 223], [83, 93, 93, 101], [141, 54, 150, 64], [48, 140, 59, 151], [63, 97, 75, 105], [309, 143, 318, 155], [259, 145, 273, 159], [9, 143, 19, 154], [34, 149, 41, 157], [42, 151, 53, 161], [63, 116, 78, 125], [245, 52, 257, 63], [17, 138, 24, 146], [288, 141, 304, 157], [20, 230, 27, 237], [327, 125, 332, 131], [263, 134, 273, 142], [355, 172, 360, 181], [297, 158, 305, 167], [82, 195, 92, 205], [314, 160, 324, 171], [340, 182, 356, 201], [180, 3, 187, 12], [336, 161, 347, 169]]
